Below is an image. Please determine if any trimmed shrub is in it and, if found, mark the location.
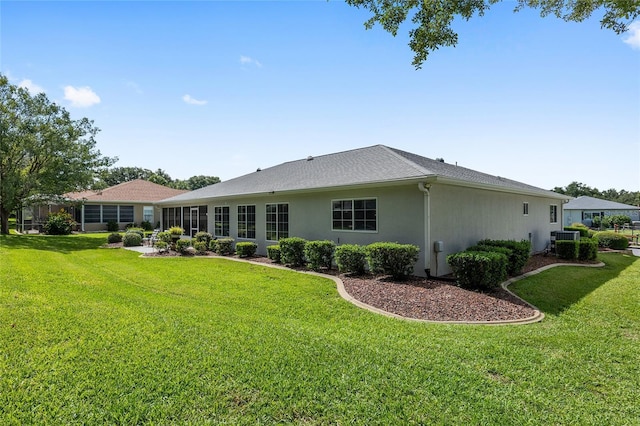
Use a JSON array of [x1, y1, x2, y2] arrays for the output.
[[168, 226, 184, 236], [122, 232, 142, 247], [236, 242, 257, 257], [213, 238, 235, 255], [194, 231, 213, 245], [365, 242, 420, 280], [564, 225, 589, 238], [335, 244, 366, 275], [175, 238, 192, 254], [267, 245, 281, 263], [279, 237, 307, 266], [466, 244, 515, 275], [154, 241, 169, 252], [126, 228, 144, 238], [477, 239, 531, 275], [193, 240, 208, 255], [447, 251, 508, 290], [556, 240, 579, 260], [595, 231, 629, 250], [157, 231, 172, 244], [140, 221, 154, 231], [106, 220, 119, 232], [43, 209, 75, 235], [579, 237, 598, 261], [107, 232, 122, 244], [304, 240, 336, 271]]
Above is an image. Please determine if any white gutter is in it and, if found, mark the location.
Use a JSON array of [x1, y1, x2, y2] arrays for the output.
[[418, 182, 431, 275]]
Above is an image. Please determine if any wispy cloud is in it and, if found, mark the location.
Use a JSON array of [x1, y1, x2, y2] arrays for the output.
[[240, 55, 262, 68], [18, 79, 45, 95], [63, 85, 101, 107], [623, 21, 640, 49], [182, 94, 207, 105]]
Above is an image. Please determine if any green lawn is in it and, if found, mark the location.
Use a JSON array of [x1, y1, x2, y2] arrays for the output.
[[1, 234, 638, 425]]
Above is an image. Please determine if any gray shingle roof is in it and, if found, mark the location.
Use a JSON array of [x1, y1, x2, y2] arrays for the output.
[[564, 196, 639, 211], [160, 145, 564, 203]]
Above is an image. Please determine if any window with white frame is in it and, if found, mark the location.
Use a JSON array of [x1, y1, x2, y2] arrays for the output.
[[214, 206, 230, 237], [266, 203, 289, 241], [550, 205, 558, 223], [237, 205, 256, 239], [143, 206, 154, 223], [332, 198, 377, 231], [523, 202, 529, 216]]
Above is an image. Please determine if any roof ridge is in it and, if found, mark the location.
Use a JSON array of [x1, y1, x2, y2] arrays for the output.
[[380, 145, 434, 176]]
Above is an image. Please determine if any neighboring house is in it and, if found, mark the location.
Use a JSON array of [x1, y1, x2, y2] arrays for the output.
[[158, 145, 568, 277], [64, 179, 188, 232], [563, 196, 640, 227]]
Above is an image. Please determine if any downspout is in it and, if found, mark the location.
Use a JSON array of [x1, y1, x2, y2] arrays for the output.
[[81, 203, 85, 232], [418, 182, 431, 277]]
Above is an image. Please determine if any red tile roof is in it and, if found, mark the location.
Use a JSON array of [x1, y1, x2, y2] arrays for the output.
[[66, 179, 189, 203]]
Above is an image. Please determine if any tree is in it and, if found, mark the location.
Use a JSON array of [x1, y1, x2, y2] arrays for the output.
[[0, 75, 116, 234], [345, 0, 640, 68], [553, 181, 640, 206], [185, 175, 221, 190]]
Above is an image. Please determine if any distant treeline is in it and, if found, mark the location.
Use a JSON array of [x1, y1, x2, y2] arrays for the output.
[[552, 182, 639, 206], [95, 167, 220, 191]]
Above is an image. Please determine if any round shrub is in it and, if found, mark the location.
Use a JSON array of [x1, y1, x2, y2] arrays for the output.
[[447, 251, 507, 290], [279, 237, 307, 266], [168, 226, 184, 236], [122, 232, 142, 247], [107, 232, 123, 244], [595, 231, 629, 250], [365, 242, 420, 280], [304, 240, 336, 271], [43, 209, 75, 235], [236, 242, 257, 257], [175, 238, 193, 254], [154, 241, 169, 252], [140, 220, 154, 231], [335, 244, 366, 275], [193, 240, 208, 255], [194, 231, 213, 245], [214, 238, 235, 255], [579, 237, 598, 261], [126, 228, 144, 238], [157, 231, 172, 244], [106, 220, 119, 232], [267, 245, 281, 263]]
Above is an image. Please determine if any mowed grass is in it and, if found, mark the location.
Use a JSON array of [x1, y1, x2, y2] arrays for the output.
[[1, 234, 638, 425]]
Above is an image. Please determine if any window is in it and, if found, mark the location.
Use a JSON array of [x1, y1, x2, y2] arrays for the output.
[[266, 203, 289, 241], [84, 205, 100, 223], [237, 205, 256, 239], [550, 205, 558, 223], [143, 206, 154, 223], [332, 198, 377, 231], [162, 207, 182, 229], [214, 206, 230, 237], [523, 202, 529, 216], [119, 206, 134, 223], [103, 205, 118, 223]]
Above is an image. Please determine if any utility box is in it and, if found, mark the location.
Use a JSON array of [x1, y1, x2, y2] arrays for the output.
[[434, 241, 444, 253], [550, 230, 580, 253]]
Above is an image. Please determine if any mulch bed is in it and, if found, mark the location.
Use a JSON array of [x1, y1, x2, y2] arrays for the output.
[[108, 242, 600, 322]]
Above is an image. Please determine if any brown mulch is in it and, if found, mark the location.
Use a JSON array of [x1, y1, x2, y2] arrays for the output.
[[109, 242, 598, 322]]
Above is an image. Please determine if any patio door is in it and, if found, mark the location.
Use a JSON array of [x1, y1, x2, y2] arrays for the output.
[[190, 207, 199, 237]]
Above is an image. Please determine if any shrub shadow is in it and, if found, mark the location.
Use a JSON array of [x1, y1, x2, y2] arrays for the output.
[[0, 234, 105, 254]]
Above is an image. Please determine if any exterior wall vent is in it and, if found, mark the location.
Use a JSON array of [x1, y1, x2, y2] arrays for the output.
[[307, 156, 313, 161]]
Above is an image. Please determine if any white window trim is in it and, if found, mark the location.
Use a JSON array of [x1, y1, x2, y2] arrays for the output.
[[330, 197, 378, 233], [523, 202, 529, 216], [213, 205, 230, 237], [550, 204, 559, 224], [265, 202, 289, 242], [237, 204, 256, 240]]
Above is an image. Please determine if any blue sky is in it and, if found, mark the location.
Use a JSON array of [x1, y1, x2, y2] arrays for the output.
[[2, 1, 639, 192]]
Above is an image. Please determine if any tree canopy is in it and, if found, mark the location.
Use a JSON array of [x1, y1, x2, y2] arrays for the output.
[[345, 0, 640, 68], [553, 181, 640, 206], [0, 75, 116, 234], [95, 167, 220, 191]]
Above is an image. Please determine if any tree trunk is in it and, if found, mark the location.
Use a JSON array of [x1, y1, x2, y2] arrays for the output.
[[0, 206, 10, 235]]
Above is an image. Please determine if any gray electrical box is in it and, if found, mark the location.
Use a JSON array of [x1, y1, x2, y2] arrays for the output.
[[434, 241, 444, 252]]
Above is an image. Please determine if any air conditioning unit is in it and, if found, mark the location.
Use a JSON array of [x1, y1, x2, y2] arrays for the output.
[[550, 230, 580, 253]]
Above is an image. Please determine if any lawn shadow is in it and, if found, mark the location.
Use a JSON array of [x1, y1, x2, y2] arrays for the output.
[[0, 234, 105, 254], [509, 253, 637, 316]]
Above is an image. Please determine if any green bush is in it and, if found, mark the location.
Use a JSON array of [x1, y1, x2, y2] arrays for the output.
[[564, 225, 589, 237], [595, 231, 629, 250], [556, 240, 579, 260], [43, 209, 75, 235], [267, 245, 281, 263], [610, 215, 632, 227], [193, 240, 208, 255], [122, 232, 142, 247], [466, 244, 515, 275], [107, 232, 122, 244], [279, 237, 307, 266], [157, 231, 172, 244], [304, 240, 336, 271], [477, 239, 531, 275], [335, 244, 367, 275], [365, 242, 420, 280], [194, 231, 213, 245], [447, 251, 508, 290], [213, 238, 235, 255], [126, 228, 144, 238], [154, 241, 169, 252], [168, 226, 184, 236], [140, 221, 154, 231], [236, 242, 258, 257], [106, 220, 119, 232], [175, 238, 192, 254], [579, 237, 598, 261]]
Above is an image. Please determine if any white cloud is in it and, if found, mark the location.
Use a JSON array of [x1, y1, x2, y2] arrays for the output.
[[622, 21, 640, 49], [182, 94, 207, 105], [18, 79, 45, 95], [63, 85, 101, 107], [240, 55, 262, 68]]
